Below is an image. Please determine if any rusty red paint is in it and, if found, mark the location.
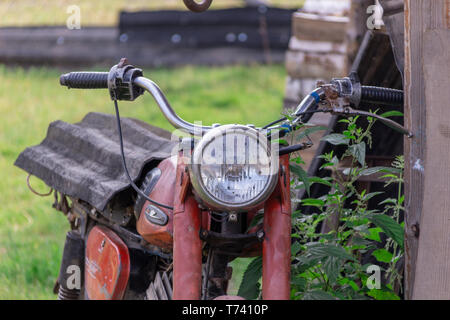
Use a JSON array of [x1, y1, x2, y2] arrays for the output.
[[173, 154, 203, 300], [173, 155, 190, 214], [173, 195, 203, 300], [137, 157, 177, 251], [262, 154, 291, 300], [85, 225, 130, 300]]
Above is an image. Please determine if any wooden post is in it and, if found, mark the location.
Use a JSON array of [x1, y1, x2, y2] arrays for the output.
[[404, 0, 450, 299]]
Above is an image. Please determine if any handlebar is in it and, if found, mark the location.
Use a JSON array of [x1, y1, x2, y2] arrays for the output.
[[133, 77, 212, 135], [360, 86, 403, 106], [293, 87, 326, 123], [59, 63, 407, 137], [60, 72, 108, 89], [59, 70, 211, 135], [293, 78, 404, 123]]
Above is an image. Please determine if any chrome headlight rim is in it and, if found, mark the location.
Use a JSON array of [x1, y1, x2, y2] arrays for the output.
[[189, 124, 278, 212]]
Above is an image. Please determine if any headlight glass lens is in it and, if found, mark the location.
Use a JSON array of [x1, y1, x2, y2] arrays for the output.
[[190, 125, 277, 210]]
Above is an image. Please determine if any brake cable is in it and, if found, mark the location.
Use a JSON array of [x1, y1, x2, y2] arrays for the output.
[[262, 109, 330, 130], [113, 98, 174, 211]]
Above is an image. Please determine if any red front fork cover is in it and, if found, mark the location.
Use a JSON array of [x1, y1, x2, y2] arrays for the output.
[[85, 225, 130, 300]]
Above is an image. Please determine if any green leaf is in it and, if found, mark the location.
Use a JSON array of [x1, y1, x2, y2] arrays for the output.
[[305, 243, 355, 261], [323, 256, 341, 284], [275, 139, 289, 146], [291, 241, 301, 256], [362, 191, 384, 202], [238, 256, 262, 300], [351, 236, 372, 248], [291, 276, 307, 291], [367, 289, 400, 300], [378, 167, 402, 174], [379, 198, 397, 206], [309, 176, 333, 187], [369, 214, 404, 248], [321, 133, 349, 146], [303, 290, 337, 300], [301, 198, 325, 207], [380, 110, 404, 118], [294, 255, 321, 274], [296, 126, 327, 141], [349, 142, 366, 166], [365, 227, 382, 242], [359, 166, 392, 176], [338, 278, 360, 292], [320, 162, 335, 170], [290, 164, 311, 196], [372, 248, 393, 263]]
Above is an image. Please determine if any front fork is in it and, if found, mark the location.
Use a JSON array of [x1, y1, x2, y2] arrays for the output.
[[172, 154, 292, 300], [262, 154, 291, 300], [173, 155, 203, 300]]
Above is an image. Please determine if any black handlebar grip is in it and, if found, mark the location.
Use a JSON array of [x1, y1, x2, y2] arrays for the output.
[[360, 86, 403, 106], [60, 72, 108, 89]]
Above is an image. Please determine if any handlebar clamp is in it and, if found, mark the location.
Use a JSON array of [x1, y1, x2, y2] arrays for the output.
[[108, 58, 144, 101]]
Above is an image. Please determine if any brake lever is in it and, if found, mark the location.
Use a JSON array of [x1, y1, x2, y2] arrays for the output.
[[331, 106, 413, 138]]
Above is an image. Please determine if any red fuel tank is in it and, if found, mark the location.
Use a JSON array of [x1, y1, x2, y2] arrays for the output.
[[85, 225, 130, 300], [136, 156, 177, 251]]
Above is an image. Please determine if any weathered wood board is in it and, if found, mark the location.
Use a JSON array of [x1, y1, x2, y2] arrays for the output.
[[285, 50, 347, 79], [288, 37, 347, 54], [284, 76, 317, 108], [410, 28, 450, 299], [404, 0, 450, 299], [292, 12, 349, 43]]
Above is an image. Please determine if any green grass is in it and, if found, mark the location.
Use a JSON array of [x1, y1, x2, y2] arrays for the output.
[[0, 0, 305, 26], [0, 63, 287, 299]]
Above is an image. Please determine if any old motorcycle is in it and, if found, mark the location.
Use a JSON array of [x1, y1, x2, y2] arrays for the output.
[[15, 59, 407, 300]]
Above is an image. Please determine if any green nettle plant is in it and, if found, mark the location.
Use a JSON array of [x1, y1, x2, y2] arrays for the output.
[[239, 114, 405, 300]]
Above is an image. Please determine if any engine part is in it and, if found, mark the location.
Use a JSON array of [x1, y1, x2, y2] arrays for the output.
[[56, 231, 85, 300], [134, 167, 162, 220], [146, 271, 173, 300], [136, 157, 176, 251]]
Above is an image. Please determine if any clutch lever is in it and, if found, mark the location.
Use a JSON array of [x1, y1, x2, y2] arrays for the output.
[[331, 106, 413, 138]]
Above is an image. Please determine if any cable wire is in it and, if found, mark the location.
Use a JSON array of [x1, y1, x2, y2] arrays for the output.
[[113, 99, 174, 210], [262, 109, 329, 129], [262, 116, 287, 129]]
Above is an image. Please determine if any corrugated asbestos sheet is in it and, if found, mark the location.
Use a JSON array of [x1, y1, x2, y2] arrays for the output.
[[14, 112, 177, 211]]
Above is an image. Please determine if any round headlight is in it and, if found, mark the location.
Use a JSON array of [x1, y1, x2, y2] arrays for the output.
[[189, 124, 278, 211]]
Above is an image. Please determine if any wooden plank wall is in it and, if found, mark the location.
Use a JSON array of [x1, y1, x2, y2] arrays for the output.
[[404, 0, 450, 299]]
